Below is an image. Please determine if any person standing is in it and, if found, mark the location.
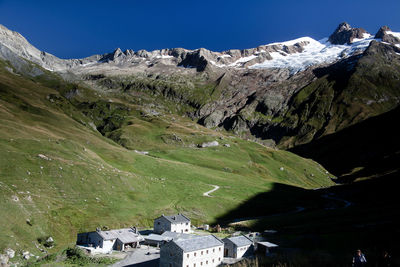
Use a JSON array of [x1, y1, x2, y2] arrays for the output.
[[353, 249, 367, 267]]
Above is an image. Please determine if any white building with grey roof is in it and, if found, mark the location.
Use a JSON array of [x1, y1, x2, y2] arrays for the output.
[[160, 234, 224, 267], [76, 227, 143, 253], [222, 235, 254, 259], [154, 214, 191, 234]]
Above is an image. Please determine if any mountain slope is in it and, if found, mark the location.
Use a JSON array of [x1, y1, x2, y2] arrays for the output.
[[0, 60, 332, 256], [1, 21, 400, 264]]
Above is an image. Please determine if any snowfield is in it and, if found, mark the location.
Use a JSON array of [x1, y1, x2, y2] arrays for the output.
[[249, 36, 374, 74]]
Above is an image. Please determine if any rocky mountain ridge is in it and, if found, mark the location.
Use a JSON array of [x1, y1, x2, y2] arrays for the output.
[[1, 22, 400, 153], [2, 22, 396, 75]]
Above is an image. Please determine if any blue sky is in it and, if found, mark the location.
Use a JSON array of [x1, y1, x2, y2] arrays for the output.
[[1, 0, 399, 59]]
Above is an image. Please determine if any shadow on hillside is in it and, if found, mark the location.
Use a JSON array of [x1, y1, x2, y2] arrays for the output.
[[213, 173, 400, 265], [213, 183, 323, 226], [290, 106, 400, 183]]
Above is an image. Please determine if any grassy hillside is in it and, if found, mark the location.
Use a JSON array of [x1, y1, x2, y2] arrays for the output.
[[0, 60, 333, 260]]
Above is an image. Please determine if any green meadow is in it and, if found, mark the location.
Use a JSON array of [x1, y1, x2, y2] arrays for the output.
[[0, 61, 333, 259]]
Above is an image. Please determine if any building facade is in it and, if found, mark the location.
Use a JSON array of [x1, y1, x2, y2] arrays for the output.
[[77, 227, 143, 253], [222, 235, 254, 259], [160, 235, 224, 267], [154, 214, 191, 234]]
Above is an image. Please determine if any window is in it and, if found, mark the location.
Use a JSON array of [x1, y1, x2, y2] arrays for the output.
[[194, 264, 196, 267], [218, 258, 221, 261], [213, 248, 215, 253], [194, 252, 197, 257], [206, 250, 208, 254], [187, 254, 189, 258], [200, 262, 203, 266], [206, 261, 208, 264], [157, 222, 160, 225], [186, 265, 189, 267], [219, 247, 221, 251], [201, 251, 203, 255], [186, 222, 188, 225], [212, 259, 215, 263]]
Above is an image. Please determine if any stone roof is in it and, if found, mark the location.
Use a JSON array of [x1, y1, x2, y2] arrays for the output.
[[223, 235, 253, 247], [97, 228, 142, 244], [257, 241, 278, 248], [161, 231, 196, 241], [157, 213, 190, 224], [173, 235, 223, 252], [145, 234, 168, 242]]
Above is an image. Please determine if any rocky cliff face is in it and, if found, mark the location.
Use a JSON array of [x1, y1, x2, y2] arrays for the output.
[[374, 26, 400, 44], [328, 22, 370, 44], [1, 22, 400, 151]]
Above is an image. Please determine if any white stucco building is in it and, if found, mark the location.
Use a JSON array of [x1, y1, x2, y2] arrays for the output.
[[222, 235, 254, 259], [160, 234, 224, 267], [154, 214, 191, 234], [76, 227, 143, 253]]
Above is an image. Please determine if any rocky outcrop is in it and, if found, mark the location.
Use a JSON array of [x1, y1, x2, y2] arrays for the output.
[[0, 253, 9, 267], [178, 48, 211, 71], [1, 23, 366, 75], [200, 141, 219, 148], [328, 22, 369, 44], [2, 22, 400, 152], [375, 26, 400, 44]]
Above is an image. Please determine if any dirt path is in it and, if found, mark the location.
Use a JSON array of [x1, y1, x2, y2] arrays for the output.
[[203, 185, 220, 197], [322, 193, 353, 209]]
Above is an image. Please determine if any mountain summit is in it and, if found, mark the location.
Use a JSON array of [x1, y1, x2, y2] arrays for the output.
[[328, 22, 370, 44]]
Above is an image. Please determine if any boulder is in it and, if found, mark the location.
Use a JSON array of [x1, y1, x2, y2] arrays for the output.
[[200, 141, 219, 148], [22, 251, 30, 260], [4, 249, 14, 259], [0, 254, 9, 267], [37, 154, 50, 160]]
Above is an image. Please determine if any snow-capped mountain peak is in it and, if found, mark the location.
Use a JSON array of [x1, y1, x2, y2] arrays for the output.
[[1, 23, 399, 75]]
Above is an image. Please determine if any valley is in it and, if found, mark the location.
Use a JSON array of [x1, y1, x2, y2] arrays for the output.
[[0, 20, 399, 266]]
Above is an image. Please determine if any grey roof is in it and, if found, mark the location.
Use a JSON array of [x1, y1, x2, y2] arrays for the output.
[[145, 234, 169, 242], [161, 231, 196, 241], [97, 228, 142, 244], [173, 235, 223, 252], [157, 214, 190, 224], [224, 235, 253, 247], [257, 241, 278, 248]]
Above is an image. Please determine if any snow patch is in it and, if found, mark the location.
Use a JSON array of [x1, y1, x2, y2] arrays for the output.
[[228, 55, 258, 66], [250, 37, 373, 74], [351, 32, 372, 43], [267, 36, 316, 46], [386, 31, 400, 39], [155, 55, 173, 59]]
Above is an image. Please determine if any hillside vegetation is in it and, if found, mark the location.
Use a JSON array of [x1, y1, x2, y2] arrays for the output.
[[0, 60, 333, 256]]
